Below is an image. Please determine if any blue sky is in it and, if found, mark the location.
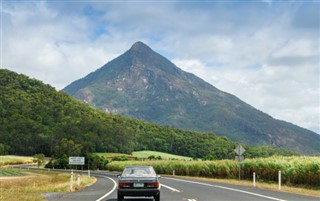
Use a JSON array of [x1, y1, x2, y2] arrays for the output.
[[1, 0, 319, 133]]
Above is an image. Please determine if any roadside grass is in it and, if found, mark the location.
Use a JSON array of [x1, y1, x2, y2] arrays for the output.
[[0, 155, 34, 166], [178, 176, 320, 198], [132, 151, 192, 160], [0, 170, 96, 201]]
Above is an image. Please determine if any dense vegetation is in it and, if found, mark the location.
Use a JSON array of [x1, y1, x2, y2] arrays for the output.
[[0, 69, 296, 159], [107, 156, 320, 188]]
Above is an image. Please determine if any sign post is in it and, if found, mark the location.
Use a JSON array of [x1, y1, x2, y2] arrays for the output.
[[69, 156, 85, 191], [234, 144, 245, 180]]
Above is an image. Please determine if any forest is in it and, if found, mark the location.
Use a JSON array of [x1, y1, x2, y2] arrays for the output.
[[0, 69, 295, 159]]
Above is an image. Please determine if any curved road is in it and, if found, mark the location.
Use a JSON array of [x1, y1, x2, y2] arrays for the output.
[[47, 171, 319, 201]]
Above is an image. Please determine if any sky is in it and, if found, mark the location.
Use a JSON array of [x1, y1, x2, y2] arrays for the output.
[[1, 0, 319, 134]]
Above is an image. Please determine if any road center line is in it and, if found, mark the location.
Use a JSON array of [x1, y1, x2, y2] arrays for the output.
[[95, 175, 117, 201], [161, 183, 181, 192], [164, 177, 287, 201]]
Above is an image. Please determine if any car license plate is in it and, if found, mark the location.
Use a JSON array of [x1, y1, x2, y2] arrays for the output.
[[134, 183, 144, 188]]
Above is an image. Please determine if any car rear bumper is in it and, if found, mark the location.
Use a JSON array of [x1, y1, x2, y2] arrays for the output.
[[118, 188, 160, 196]]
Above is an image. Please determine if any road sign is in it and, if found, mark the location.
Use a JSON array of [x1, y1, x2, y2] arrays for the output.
[[234, 145, 246, 156], [235, 155, 244, 162], [234, 145, 246, 180], [69, 157, 85, 165]]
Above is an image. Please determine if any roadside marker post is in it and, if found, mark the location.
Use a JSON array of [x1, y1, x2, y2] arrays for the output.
[[278, 170, 281, 191], [253, 172, 256, 187], [77, 174, 81, 186], [70, 169, 74, 192]]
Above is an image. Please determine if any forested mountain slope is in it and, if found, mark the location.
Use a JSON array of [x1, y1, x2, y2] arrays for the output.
[[0, 69, 295, 158]]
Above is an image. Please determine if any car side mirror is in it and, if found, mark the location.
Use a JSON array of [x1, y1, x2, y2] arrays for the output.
[[157, 175, 161, 178]]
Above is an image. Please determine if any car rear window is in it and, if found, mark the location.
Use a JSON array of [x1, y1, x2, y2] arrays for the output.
[[121, 166, 156, 177]]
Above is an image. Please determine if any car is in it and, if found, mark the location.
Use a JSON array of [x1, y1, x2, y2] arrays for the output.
[[117, 166, 161, 201]]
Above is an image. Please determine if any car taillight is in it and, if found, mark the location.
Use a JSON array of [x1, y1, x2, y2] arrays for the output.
[[147, 182, 160, 188], [118, 182, 131, 188]]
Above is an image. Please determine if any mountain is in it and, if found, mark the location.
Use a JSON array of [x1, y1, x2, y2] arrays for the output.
[[0, 69, 225, 157], [1, 69, 295, 158], [63, 41, 320, 155]]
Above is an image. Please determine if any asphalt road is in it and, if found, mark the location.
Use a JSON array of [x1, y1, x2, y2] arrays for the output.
[[46, 171, 319, 201]]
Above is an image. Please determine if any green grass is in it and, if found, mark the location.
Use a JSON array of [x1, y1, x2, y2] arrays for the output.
[[132, 151, 192, 160], [97, 151, 192, 160], [0, 155, 34, 166], [0, 169, 25, 176], [96, 153, 132, 158]]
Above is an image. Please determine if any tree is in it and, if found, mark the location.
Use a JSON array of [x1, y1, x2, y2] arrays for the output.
[[86, 153, 109, 170], [46, 139, 83, 169], [53, 138, 83, 158], [0, 143, 10, 155], [33, 153, 45, 168]]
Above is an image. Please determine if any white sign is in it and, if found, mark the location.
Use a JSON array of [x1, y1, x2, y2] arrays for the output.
[[69, 157, 85, 165], [234, 145, 246, 156]]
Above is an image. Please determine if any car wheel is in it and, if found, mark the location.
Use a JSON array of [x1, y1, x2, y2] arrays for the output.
[[117, 192, 124, 201], [154, 193, 160, 201]]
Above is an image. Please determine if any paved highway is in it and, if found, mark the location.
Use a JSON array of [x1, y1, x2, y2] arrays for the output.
[[46, 171, 319, 201]]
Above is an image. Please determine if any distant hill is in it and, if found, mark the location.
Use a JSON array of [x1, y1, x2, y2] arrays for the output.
[[63, 41, 320, 155]]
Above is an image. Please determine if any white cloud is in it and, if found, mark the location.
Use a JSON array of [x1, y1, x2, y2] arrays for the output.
[[1, 1, 319, 133], [2, 1, 116, 89], [172, 58, 211, 82], [271, 39, 316, 58]]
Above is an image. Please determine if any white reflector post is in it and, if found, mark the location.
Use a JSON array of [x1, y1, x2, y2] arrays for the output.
[[278, 170, 281, 191]]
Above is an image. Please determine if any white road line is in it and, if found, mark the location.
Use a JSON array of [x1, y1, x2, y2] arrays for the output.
[[95, 176, 117, 201], [164, 177, 287, 201], [161, 183, 181, 192]]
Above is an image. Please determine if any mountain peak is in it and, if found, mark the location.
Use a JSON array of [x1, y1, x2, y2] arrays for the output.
[[129, 41, 152, 53], [126, 41, 181, 76]]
